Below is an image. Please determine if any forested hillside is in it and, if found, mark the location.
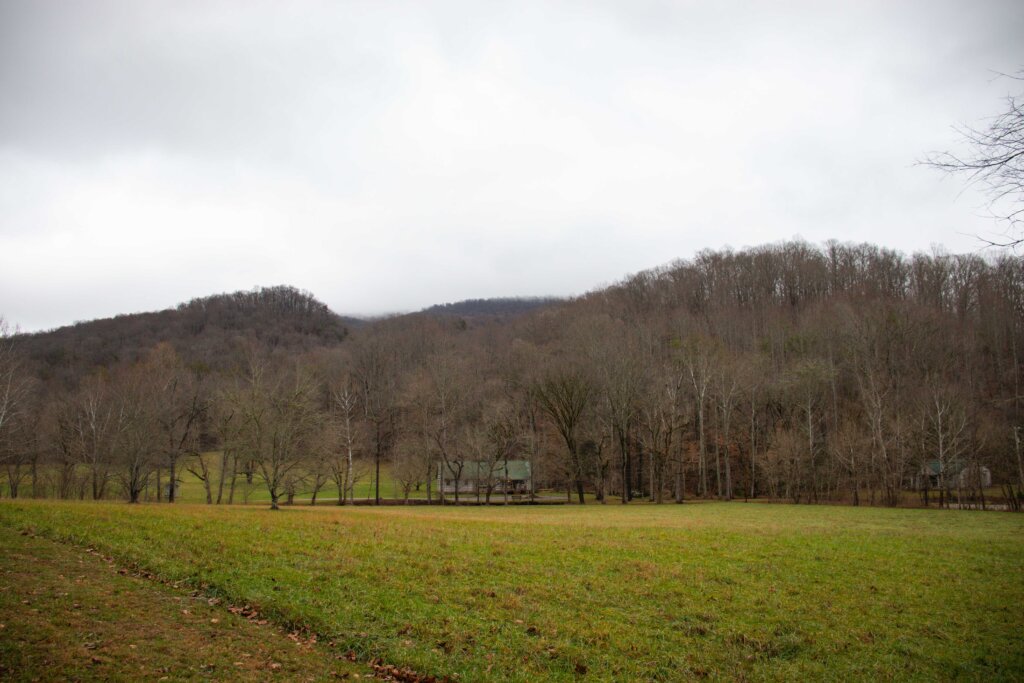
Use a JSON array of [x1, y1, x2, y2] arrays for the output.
[[11, 285, 356, 384], [2, 241, 1022, 509]]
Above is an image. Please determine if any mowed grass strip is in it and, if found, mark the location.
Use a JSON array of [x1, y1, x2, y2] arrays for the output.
[[0, 524, 369, 682], [1, 502, 1022, 682]]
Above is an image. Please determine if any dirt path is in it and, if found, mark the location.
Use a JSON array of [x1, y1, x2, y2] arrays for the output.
[[0, 525, 369, 682]]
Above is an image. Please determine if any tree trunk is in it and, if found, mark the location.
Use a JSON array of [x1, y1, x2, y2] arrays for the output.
[[1015, 427, 1024, 491], [649, 450, 655, 501], [749, 396, 757, 499], [427, 463, 433, 505], [724, 447, 732, 500], [674, 456, 682, 503], [619, 428, 630, 504], [216, 451, 229, 504], [697, 402, 707, 496], [227, 456, 238, 505], [168, 457, 177, 503], [374, 439, 381, 505]]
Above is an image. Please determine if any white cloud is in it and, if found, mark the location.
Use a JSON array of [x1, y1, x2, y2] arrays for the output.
[[1, 0, 1022, 330]]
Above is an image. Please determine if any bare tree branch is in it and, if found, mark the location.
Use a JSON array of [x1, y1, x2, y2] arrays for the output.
[[922, 71, 1024, 246]]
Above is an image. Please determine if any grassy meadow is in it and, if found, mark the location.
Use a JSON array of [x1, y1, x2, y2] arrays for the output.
[[1, 501, 1022, 681], [0, 524, 369, 681]]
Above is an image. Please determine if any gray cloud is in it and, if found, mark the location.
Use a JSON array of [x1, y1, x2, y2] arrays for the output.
[[2, 0, 1023, 331]]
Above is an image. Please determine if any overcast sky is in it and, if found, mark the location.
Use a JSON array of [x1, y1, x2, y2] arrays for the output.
[[1, 1, 1022, 331]]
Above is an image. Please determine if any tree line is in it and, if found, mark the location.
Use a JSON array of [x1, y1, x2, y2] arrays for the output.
[[2, 241, 1023, 510]]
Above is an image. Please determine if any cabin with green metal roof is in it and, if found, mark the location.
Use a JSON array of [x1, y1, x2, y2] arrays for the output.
[[915, 460, 991, 490], [438, 460, 532, 497]]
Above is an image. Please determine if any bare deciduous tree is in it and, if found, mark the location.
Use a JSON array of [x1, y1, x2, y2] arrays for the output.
[[534, 370, 592, 504], [330, 380, 361, 505], [111, 363, 160, 504], [229, 354, 319, 510], [352, 335, 401, 505], [924, 72, 1024, 245], [0, 319, 34, 498]]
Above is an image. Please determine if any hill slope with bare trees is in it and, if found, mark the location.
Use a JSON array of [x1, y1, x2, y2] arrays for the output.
[[12, 286, 358, 384], [2, 241, 1023, 509]]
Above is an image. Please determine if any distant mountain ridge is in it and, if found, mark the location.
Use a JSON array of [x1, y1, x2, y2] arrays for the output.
[[419, 296, 563, 318], [11, 288, 563, 383]]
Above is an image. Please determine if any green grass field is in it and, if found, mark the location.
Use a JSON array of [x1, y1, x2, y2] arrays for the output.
[[0, 524, 369, 682], [1, 501, 1022, 681]]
